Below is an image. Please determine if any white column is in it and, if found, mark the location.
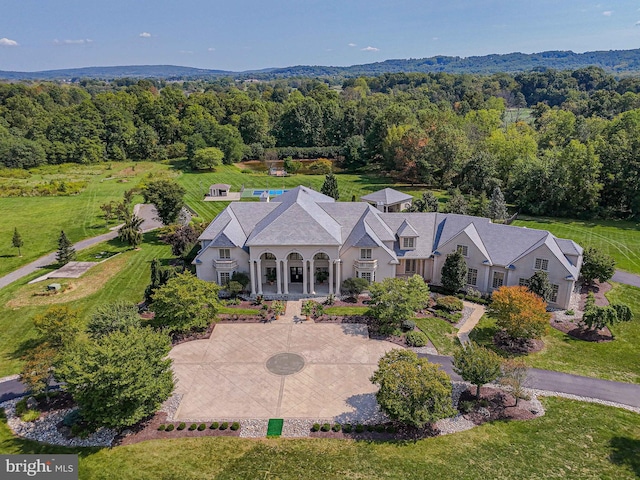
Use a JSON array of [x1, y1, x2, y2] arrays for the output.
[[283, 259, 289, 294], [335, 260, 341, 295], [276, 259, 282, 295], [310, 259, 315, 295], [302, 260, 308, 295], [250, 261, 256, 295], [257, 259, 263, 295], [328, 259, 334, 295]]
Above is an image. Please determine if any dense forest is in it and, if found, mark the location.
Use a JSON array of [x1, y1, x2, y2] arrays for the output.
[[2, 67, 640, 219]]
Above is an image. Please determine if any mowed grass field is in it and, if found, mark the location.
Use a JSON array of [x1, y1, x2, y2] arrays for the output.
[[513, 216, 640, 275], [0, 162, 171, 278], [470, 283, 640, 384], [1, 397, 639, 479], [0, 232, 172, 377]]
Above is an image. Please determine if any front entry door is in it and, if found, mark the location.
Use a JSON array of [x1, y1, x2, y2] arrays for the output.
[[290, 267, 303, 283]]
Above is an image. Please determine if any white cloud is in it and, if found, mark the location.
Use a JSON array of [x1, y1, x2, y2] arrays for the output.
[[53, 39, 92, 45], [602, 11, 612, 16], [361, 46, 379, 52], [0, 37, 19, 47], [179, 50, 193, 55], [348, 43, 357, 47], [139, 32, 152, 38], [207, 47, 216, 51], [636, 20, 640, 26]]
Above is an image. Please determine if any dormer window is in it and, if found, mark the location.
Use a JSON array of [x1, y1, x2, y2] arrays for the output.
[[360, 248, 372, 259], [402, 237, 415, 249], [457, 245, 468, 257], [219, 248, 230, 259]]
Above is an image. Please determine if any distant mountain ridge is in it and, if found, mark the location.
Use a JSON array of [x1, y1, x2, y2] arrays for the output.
[[3, 48, 640, 80]]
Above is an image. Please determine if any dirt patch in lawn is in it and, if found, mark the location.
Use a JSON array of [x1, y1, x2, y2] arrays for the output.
[[6, 254, 129, 308]]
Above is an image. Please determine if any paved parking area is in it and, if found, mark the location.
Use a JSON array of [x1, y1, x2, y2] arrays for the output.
[[169, 323, 398, 421]]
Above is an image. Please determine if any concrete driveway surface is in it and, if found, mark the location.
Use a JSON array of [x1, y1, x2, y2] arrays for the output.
[[169, 323, 398, 421]]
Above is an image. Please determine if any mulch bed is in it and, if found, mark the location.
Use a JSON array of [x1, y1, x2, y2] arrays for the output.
[[493, 331, 545, 354], [309, 423, 439, 441], [114, 412, 241, 446], [459, 386, 539, 424], [33, 392, 75, 413], [579, 280, 612, 309]]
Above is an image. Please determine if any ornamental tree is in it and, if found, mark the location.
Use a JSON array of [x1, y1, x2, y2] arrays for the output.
[[57, 327, 174, 429], [370, 349, 454, 428], [12, 227, 24, 256], [368, 275, 430, 333], [441, 251, 467, 293], [20, 343, 57, 403], [581, 246, 615, 285], [142, 179, 186, 225], [33, 305, 82, 349], [118, 214, 143, 249], [489, 286, 550, 340], [151, 271, 221, 334], [452, 342, 502, 400]]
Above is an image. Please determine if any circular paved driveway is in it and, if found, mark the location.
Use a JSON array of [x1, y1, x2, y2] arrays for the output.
[[169, 323, 398, 421]]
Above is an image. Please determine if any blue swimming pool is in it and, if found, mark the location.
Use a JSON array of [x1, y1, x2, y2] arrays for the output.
[[252, 189, 288, 196]]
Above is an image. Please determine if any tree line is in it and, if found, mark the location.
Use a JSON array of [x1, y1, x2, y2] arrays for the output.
[[3, 68, 640, 217]]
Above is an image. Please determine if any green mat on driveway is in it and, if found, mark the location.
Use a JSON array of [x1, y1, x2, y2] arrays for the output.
[[267, 418, 284, 437]]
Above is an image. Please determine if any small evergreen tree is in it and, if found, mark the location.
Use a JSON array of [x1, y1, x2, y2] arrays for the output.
[[528, 270, 553, 302], [473, 192, 490, 217], [488, 186, 508, 222], [12, 227, 24, 256], [446, 189, 468, 214], [118, 214, 143, 249], [408, 192, 439, 212], [321, 173, 340, 200], [441, 251, 467, 293], [56, 230, 76, 265]]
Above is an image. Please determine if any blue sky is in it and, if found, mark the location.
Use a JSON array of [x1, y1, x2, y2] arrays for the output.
[[1, 0, 639, 72]]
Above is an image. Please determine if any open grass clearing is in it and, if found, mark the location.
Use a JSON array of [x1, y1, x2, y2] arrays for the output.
[[415, 317, 459, 355], [470, 283, 640, 384], [1, 398, 639, 479], [513, 215, 640, 275], [0, 231, 173, 377]]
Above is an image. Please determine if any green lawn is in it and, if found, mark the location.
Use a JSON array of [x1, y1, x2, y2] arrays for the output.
[[1, 398, 638, 479], [415, 317, 460, 355], [0, 232, 173, 377], [470, 283, 640, 384], [0, 162, 171, 278], [324, 306, 370, 316], [513, 215, 640, 275]]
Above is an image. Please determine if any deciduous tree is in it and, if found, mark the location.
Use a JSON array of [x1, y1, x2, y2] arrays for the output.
[[370, 349, 454, 428], [33, 305, 82, 349], [142, 180, 186, 225], [191, 146, 224, 170], [12, 227, 23, 256], [88, 301, 141, 338], [20, 343, 57, 403], [581, 246, 615, 285], [453, 342, 502, 400], [368, 275, 430, 333], [489, 286, 550, 340]]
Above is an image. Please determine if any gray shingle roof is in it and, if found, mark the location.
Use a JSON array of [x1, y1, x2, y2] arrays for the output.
[[361, 188, 413, 205]]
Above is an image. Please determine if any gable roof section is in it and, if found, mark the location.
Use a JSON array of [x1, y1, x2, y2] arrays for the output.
[[556, 238, 583, 257], [508, 232, 580, 279], [397, 219, 419, 237], [437, 223, 492, 263], [361, 188, 412, 206]]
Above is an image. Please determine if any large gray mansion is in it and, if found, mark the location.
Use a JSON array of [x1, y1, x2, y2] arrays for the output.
[[194, 186, 582, 309]]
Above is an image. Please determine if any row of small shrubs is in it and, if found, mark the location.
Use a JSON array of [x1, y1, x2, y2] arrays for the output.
[[311, 423, 397, 434], [158, 421, 240, 432]]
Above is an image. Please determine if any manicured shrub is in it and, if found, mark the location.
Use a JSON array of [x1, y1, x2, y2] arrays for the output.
[[386, 425, 397, 433], [459, 400, 474, 414], [565, 309, 575, 316], [321, 423, 331, 432], [355, 424, 364, 433], [177, 422, 186, 430], [15, 399, 28, 417], [165, 424, 175, 431], [342, 423, 352, 433], [157, 424, 166, 431], [436, 296, 464, 312], [366, 424, 375, 432], [311, 423, 320, 432], [405, 331, 428, 347], [375, 424, 385, 433], [612, 303, 633, 322], [401, 319, 416, 331], [198, 423, 206, 431], [220, 422, 229, 430], [188, 423, 197, 431], [21, 410, 40, 422], [230, 422, 240, 431], [210, 422, 219, 429], [332, 423, 341, 432]]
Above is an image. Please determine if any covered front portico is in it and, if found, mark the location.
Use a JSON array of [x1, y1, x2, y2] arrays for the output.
[[249, 249, 342, 297]]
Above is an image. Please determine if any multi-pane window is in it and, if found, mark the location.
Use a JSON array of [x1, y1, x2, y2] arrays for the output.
[[457, 245, 469, 257], [467, 268, 478, 286], [518, 278, 529, 287], [403, 237, 415, 249], [534, 258, 549, 271], [219, 272, 230, 284], [289, 253, 302, 260], [360, 248, 372, 259], [550, 284, 559, 303], [359, 271, 372, 283], [264, 253, 276, 260], [492, 271, 505, 289], [405, 259, 417, 273], [219, 248, 230, 259]]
